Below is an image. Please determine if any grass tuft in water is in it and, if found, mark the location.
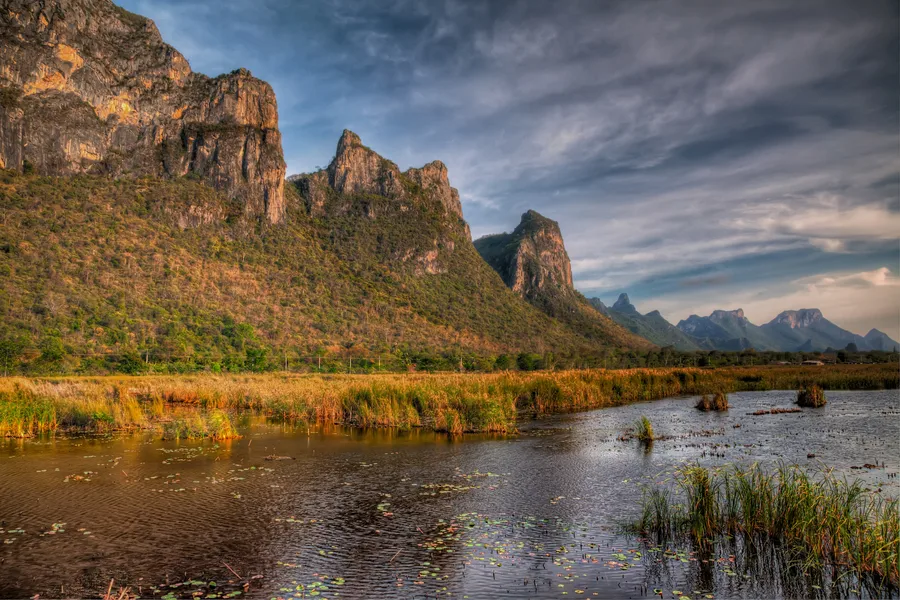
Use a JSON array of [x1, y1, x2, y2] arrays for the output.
[[796, 384, 826, 407], [695, 391, 729, 411], [634, 416, 655, 443]]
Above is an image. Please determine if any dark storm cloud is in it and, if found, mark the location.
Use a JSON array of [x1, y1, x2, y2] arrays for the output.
[[119, 0, 900, 335]]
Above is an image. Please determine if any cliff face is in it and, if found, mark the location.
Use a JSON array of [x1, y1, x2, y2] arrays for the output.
[[0, 0, 285, 222], [474, 210, 573, 303], [293, 129, 470, 240], [475, 210, 655, 350], [768, 309, 824, 329]]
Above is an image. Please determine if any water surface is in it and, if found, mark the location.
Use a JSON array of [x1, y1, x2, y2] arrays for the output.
[[1, 390, 897, 599]]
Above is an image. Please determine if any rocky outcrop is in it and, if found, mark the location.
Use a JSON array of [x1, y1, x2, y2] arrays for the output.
[[292, 129, 470, 238], [612, 293, 640, 316], [475, 210, 655, 349], [768, 309, 824, 329], [0, 0, 285, 222], [710, 309, 747, 323], [474, 210, 573, 303]]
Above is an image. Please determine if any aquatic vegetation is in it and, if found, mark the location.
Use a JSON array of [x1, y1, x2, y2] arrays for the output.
[[796, 384, 826, 407], [0, 363, 894, 436], [695, 391, 728, 411], [161, 410, 238, 441], [636, 464, 900, 590], [634, 416, 655, 443]]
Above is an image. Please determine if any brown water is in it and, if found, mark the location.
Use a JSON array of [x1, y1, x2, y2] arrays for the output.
[[1, 390, 898, 599]]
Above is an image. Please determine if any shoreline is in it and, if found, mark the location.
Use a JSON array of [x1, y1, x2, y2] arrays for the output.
[[1, 364, 897, 438]]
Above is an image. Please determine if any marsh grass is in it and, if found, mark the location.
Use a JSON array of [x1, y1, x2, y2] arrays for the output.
[[797, 384, 827, 407], [634, 416, 655, 443], [161, 409, 238, 441], [696, 391, 729, 411], [636, 464, 899, 589], [0, 363, 894, 437]]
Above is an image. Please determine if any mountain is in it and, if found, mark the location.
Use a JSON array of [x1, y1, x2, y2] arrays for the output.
[[0, 125, 653, 372], [474, 211, 653, 350], [760, 309, 881, 352], [671, 306, 896, 352], [590, 294, 701, 351], [864, 329, 900, 352], [0, 0, 285, 222]]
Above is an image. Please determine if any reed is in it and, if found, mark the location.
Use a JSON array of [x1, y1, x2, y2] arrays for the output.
[[695, 391, 729, 411], [634, 416, 655, 443], [161, 409, 238, 441], [636, 464, 900, 588], [796, 384, 826, 407], [0, 363, 894, 437]]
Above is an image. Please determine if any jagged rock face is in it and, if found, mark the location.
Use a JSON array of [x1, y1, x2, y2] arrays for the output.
[[0, 0, 286, 222], [293, 129, 471, 239], [404, 160, 464, 222], [474, 210, 574, 303], [710, 308, 746, 322], [769, 309, 824, 329]]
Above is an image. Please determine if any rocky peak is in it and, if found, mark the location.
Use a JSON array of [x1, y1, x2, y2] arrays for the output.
[[293, 130, 470, 238], [0, 0, 286, 222], [327, 129, 405, 198], [474, 209, 573, 303], [769, 309, 824, 329], [710, 308, 746, 322], [404, 160, 464, 222], [612, 293, 639, 315]]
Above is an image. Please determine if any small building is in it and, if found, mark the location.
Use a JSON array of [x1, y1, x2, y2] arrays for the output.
[[801, 360, 825, 366]]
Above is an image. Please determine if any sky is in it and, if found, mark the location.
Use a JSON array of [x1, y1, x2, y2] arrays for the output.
[[119, 0, 900, 338]]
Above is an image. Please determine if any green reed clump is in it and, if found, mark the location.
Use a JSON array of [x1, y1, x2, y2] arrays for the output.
[[636, 464, 899, 588], [0, 385, 57, 437], [695, 391, 729, 411], [796, 384, 826, 407], [634, 416, 655, 443]]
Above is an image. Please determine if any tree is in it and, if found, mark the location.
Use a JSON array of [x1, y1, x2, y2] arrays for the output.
[[844, 343, 859, 353], [0, 333, 28, 376]]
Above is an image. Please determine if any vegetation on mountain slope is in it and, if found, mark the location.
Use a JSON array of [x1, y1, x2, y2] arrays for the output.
[[0, 170, 648, 374]]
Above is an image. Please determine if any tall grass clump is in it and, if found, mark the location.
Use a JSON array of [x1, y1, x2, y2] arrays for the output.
[[162, 409, 238, 441], [635, 464, 899, 589], [695, 391, 729, 411], [634, 416, 655, 443], [796, 384, 826, 407], [0, 384, 57, 437]]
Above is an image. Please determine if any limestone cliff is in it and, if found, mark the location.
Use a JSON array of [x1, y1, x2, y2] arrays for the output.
[[0, 0, 285, 222], [475, 210, 655, 349], [474, 210, 574, 303], [292, 129, 470, 239]]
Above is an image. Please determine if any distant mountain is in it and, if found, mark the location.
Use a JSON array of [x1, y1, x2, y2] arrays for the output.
[[865, 329, 900, 352], [474, 213, 654, 350], [760, 309, 881, 352], [670, 306, 897, 352], [590, 294, 701, 351]]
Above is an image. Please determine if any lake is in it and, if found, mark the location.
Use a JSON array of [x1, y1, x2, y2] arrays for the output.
[[1, 390, 897, 599]]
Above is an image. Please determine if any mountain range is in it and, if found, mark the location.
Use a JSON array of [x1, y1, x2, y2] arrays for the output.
[[593, 296, 898, 353]]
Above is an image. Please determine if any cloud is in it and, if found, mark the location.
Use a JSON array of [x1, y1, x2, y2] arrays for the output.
[[800, 267, 897, 290]]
